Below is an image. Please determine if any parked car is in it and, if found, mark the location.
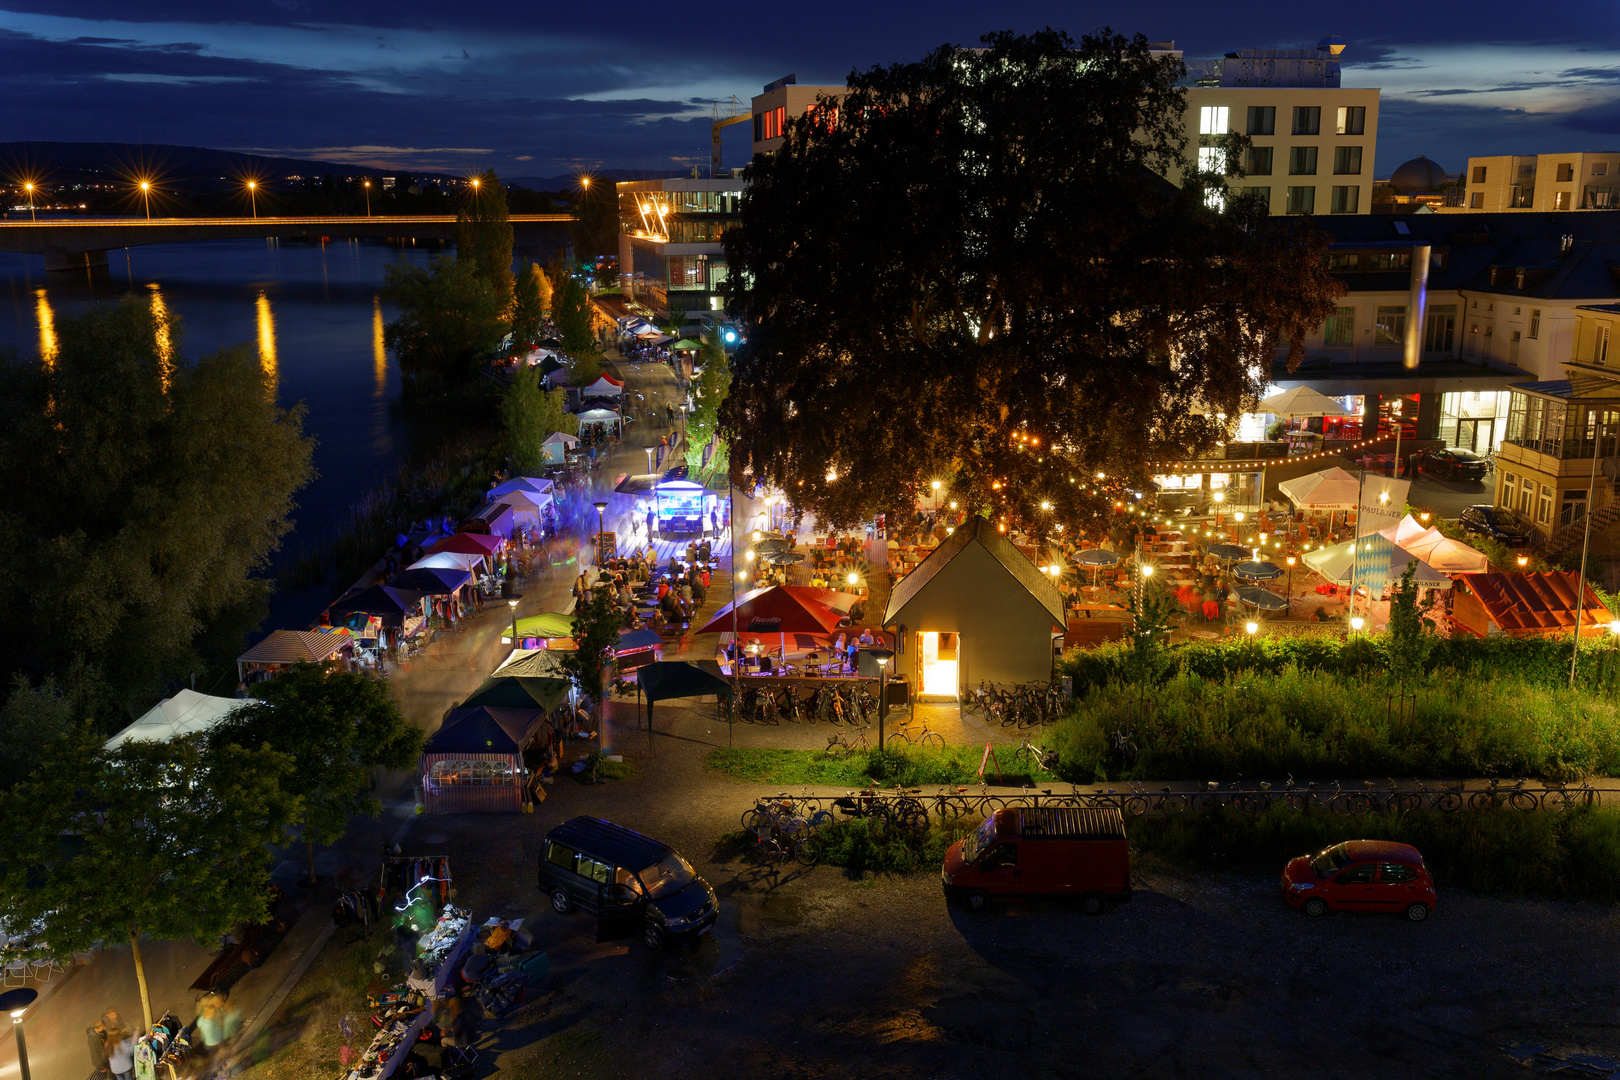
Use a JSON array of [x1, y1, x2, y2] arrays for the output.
[[1416, 447, 1488, 481], [1280, 840, 1437, 921], [1459, 504, 1536, 546], [539, 816, 719, 951], [942, 806, 1132, 914]]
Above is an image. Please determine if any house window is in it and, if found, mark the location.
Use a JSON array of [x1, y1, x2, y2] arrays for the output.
[[1199, 105, 1229, 135], [1197, 145, 1224, 175], [1244, 146, 1273, 175], [1324, 306, 1355, 346], [1292, 106, 1321, 135], [1472, 165, 1487, 184], [1518, 484, 1533, 515], [1330, 185, 1359, 213], [1375, 305, 1407, 346], [1555, 191, 1571, 210], [1336, 106, 1366, 135], [1501, 473, 1516, 508], [1470, 192, 1484, 209], [1510, 185, 1534, 208], [1600, 326, 1612, 365], [1285, 186, 1316, 214], [753, 113, 763, 142], [1333, 146, 1363, 175], [1556, 163, 1574, 182], [1537, 485, 1553, 525], [1425, 305, 1456, 352], [1243, 185, 1271, 205], [1595, 163, 1610, 177], [1289, 146, 1318, 175], [1529, 309, 1540, 339], [1247, 106, 1275, 136]]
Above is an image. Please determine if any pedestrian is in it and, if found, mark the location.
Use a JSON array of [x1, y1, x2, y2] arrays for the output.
[[645, 509, 656, 538], [101, 1014, 135, 1080], [710, 508, 719, 536], [699, 567, 711, 590]]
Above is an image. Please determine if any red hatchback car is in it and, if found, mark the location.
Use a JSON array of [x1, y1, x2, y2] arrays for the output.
[[1281, 841, 1437, 922]]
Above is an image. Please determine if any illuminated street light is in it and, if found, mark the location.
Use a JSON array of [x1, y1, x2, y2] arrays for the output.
[[1245, 621, 1259, 636], [1517, 554, 1529, 568], [0, 987, 38, 1080], [22, 182, 35, 221], [847, 572, 858, 585], [1351, 616, 1365, 632], [246, 180, 258, 219], [363, 179, 372, 216], [139, 180, 152, 219]]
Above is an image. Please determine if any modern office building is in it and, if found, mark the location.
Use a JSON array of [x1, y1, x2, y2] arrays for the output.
[[1459, 152, 1620, 212], [1180, 39, 1379, 216], [750, 74, 849, 156], [615, 177, 744, 317]]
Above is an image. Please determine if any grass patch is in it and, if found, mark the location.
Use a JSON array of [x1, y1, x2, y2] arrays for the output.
[[1131, 803, 1620, 903], [1046, 666, 1620, 783], [706, 744, 1057, 788], [715, 818, 979, 878], [232, 930, 381, 1080]]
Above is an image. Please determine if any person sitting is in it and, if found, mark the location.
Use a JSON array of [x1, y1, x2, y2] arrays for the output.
[[655, 579, 670, 601], [858, 628, 875, 646]]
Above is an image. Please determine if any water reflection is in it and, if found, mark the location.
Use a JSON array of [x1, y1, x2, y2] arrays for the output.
[[34, 288, 55, 366], [147, 283, 173, 389], [372, 296, 387, 397], [256, 289, 278, 392]]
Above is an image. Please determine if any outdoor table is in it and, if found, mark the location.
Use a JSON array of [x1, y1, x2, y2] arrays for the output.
[[1073, 603, 1128, 618]]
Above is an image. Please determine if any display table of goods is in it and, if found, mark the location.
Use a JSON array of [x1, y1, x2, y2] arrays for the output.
[[343, 906, 474, 1080]]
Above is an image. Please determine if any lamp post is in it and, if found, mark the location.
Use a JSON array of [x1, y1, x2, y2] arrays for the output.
[[508, 597, 521, 646], [246, 180, 257, 219], [22, 183, 34, 221], [867, 648, 894, 749], [363, 179, 372, 216], [139, 180, 151, 220], [1285, 555, 1296, 606], [1350, 615, 1365, 634], [1213, 488, 1224, 527], [0, 988, 38, 1080], [593, 501, 609, 565], [644, 445, 657, 475], [931, 479, 942, 513]]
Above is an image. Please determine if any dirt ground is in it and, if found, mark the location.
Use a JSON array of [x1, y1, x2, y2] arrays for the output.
[[331, 701, 1620, 1080]]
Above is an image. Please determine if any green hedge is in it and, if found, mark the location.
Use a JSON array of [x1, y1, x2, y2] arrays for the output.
[[1131, 804, 1620, 903], [714, 818, 977, 878], [1046, 666, 1620, 783], [1058, 633, 1620, 698], [705, 745, 1057, 788]]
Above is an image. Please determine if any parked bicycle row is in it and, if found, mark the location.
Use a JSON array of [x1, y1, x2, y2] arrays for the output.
[[742, 776, 1606, 837], [967, 680, 1067, 728], [716, 682, 881, 726]]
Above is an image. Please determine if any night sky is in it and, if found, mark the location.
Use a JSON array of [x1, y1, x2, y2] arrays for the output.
[[3, 1, 1617, 183]]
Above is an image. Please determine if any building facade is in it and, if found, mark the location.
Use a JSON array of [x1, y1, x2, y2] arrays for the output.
[[750, 75, 849, 156], [615, 178, 744, 317], [1460, 153, 1620, 212]]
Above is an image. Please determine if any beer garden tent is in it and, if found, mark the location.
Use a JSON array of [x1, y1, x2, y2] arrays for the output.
[[635, 660, 732, 747], [328, 584, 424, 627], [457, 502, 516, 539], [238, 629, 353, 684], [429, 533, 504, 559], [420, 706, 545, 814], [487, 490, 551, 532], [507, 611, 577, 647], [1450, 572, 1615, 638], [460, 675, 570, 712], [576, 408, 620, 433], [104, 689, 245, 750], [1381, 515, 1490, 574], [1278, 467, 1363, 510], [408, 551, 487, 576], [1258, 387, 1349, 418], [1302, 537, 1451, 589]]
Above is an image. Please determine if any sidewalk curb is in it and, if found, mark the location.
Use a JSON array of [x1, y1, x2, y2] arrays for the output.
[[230, 919, 337, 1060]]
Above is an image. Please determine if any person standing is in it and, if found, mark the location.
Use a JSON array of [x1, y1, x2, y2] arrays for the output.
[[102, 1017, 135, 1080]]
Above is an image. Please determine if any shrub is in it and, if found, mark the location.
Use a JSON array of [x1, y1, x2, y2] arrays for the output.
[[705, 745, 1056, 787], [1130, 803, 1620, 903]]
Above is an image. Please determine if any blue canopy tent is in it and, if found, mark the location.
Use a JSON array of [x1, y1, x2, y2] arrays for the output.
[[634, 660, 732, 748], [420, 706, 545, 813]]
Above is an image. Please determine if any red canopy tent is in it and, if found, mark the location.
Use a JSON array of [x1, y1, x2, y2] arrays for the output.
[[697, 585, 848, 667]]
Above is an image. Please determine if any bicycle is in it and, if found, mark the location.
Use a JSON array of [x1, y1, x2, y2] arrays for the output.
[[886, 714, 945, 750], [1012, 735, 1057, 774], [824, 726, 873, 759], [1541, 779, 1597, 812], [1468, 777, 1537, 812]]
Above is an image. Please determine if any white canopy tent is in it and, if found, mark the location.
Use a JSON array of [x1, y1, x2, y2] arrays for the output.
[[1302, 537, 1452, 589], [409, 550, 488, 575], [1259, 387, 1349, 418], [490, 476, 557, 501], [1381, 515, 1490, 574], [541, 432, 577, 465], [105, 689, 245, 749], [581, 375, 624, 398], [577, 408, 620, 432], [1278, 466, 1363, 510], [491, 488, 553, 531]]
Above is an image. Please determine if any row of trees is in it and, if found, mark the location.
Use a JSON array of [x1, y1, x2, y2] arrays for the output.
[[718, 29, 1344, 538], [0, 663, 421, 1032]]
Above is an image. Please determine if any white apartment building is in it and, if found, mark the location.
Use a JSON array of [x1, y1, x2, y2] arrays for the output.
[[1460, 152, 1620, 212]]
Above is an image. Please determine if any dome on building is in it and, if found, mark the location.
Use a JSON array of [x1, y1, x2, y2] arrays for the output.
[[1388, 155, 1450, 194]]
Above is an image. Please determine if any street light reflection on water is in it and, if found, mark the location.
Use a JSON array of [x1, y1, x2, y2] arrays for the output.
[[33, 288, 55, 367], [147, 283, 173, 389], [256, 289, 278, 392], [372, 296, 387, 397]]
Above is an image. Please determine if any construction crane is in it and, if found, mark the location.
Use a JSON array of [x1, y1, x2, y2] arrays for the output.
[[711, 96, 749, 178]]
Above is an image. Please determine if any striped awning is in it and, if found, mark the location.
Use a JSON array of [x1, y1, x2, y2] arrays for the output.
[[238, 629, 352, 666]]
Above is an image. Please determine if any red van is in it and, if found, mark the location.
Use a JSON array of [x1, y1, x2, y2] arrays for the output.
[[942, 806, 1131, 914]]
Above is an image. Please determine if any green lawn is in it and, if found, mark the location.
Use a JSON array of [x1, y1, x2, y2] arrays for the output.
[[706, 744, 1058, 788]]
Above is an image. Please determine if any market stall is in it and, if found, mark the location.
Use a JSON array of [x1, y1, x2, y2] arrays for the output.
[[420, 706, 544, 813], [456, 502, 516, 539], [104, 689, 246, 749], [653, 469, 719, 537], [237, 630, 354, 686], [580, 374, 624, 398], [1450, 572, 1613, 638], [576, 407, 621, 435], [541, 432, 578, 465]]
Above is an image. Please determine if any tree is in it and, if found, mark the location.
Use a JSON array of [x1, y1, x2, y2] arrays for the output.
[[534, 261, 554, 315], [0, 727, 298, 1032], [1385, 561, 1435, 721], [549, 265, 605, 384], [684, 335, 732, 474], [1121, 578, 1177, 738], [569, 179, 618, 262], [207, 662, 423, 885], [0, 299, 314, 711], [0, 664, 105, 791], [383, 255, 507, 391], [720, 29, 1344, 534], [504, 367, 577, 476], [559, 588, 623, 714], [510, 262, 549, 348], [457, 169, 514, 303]]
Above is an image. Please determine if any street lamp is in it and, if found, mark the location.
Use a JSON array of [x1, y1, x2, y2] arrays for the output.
[[139, 180, 152, 219], [1213, 489, 1225, 526], [931, 479, 942, 512], [593, 501, 609, 565], [1285, 555, 1296, 601], [1517, 554, 1529, 568], [643, 445, 657, 474], [0, 987, 38, 1080], [1245, 621, 1259, 637], [1350, 616, 1365, 633], [22, 182, 34, 221], [363, 179, 372, 216], [507, 596, 521, 646], [867, 647, 894, 749]]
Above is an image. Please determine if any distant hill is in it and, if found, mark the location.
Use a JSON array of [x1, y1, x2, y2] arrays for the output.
[[507, 169, 701, 190], [0, 142, 426, 191]]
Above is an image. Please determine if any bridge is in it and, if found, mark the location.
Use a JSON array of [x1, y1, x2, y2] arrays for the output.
[[0, 214, 575, 271]]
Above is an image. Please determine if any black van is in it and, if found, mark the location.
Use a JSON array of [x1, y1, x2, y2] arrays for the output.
[[538, 816, 719, 951]]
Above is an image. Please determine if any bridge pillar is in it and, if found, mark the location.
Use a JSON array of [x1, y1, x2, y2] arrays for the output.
[[44, 249, 110, 273]]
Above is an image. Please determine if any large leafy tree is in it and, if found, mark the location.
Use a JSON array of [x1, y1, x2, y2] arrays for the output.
[[383, 255, 508, 391], [569, 178, 618, 261], [503, 366, 577, 476], [0, 727, 298, 1032], [685, 335, 731, 475], [720, 29, 1342, 534], [457, 169, 514, 303], [549, 265, 604, 384], [510, 261, 549, 348], [207, 663, 423, 885], [0, 299, 314, 710]]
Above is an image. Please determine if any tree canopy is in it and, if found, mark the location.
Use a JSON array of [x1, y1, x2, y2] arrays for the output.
[[383, 255, 508, 392], [569, 179, 618, 262], [720, 29, 1343, 533], [503, 366, 577, 476], [207, 662, 423, 883], [457, 169, 514, 303], [0, 298, 314, 709], [684, 335, 731, 475], [510, 261, 549, 349], [549, 265, 605, 384]]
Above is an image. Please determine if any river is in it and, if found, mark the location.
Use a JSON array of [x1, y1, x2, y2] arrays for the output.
[[0, 236, 529, 633]]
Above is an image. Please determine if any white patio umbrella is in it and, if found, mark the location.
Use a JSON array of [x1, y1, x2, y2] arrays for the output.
[[1259, 387, 1349, 418]]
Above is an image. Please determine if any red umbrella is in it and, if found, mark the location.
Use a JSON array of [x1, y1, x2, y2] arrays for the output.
[[696, 585, 845, 635], [428, 533, 504, 557]]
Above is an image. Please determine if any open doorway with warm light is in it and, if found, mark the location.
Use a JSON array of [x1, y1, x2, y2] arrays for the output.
[[917, 631, 958, 698]]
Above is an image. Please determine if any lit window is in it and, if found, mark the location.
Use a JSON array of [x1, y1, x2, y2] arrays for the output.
[[1199, 106, 1229, 135]]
